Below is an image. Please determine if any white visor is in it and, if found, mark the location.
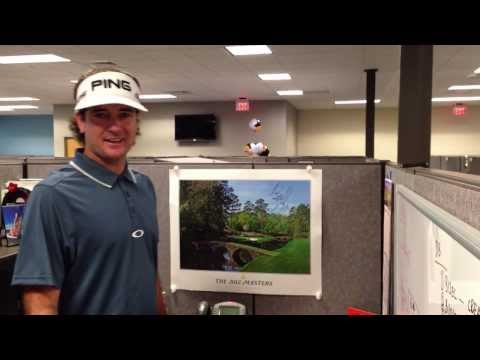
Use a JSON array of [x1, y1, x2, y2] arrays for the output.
[[74, 71, 148, 112]]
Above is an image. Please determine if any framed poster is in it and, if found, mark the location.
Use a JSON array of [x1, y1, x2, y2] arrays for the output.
[[169, 168, 322, 298]]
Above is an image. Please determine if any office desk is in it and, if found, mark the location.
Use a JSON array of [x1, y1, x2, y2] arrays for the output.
[[0, 245, 19, 261]]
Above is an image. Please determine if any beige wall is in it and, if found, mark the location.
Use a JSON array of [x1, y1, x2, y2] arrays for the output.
[[54, 102, 480, 160], [431, 106, 480, 156], [286, 102, 297, 156], [54, 100, 289, 157], [297, 106, 480, 161]]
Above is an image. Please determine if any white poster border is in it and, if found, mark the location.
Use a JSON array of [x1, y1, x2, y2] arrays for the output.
[[169, 168, 323, 299]]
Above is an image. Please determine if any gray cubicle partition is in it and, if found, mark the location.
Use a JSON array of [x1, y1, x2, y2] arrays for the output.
[[25, 158, 69, 179], [0, 160, 25, 189], [154, 160, 382, 314], [462, 156, 480, 175], [440, 156, 462, 172], [252, 162, 382, 314], [289, 156, 368, 164], [387, 165, 480, 232]]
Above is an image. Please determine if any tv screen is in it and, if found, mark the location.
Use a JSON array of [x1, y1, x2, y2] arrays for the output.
[[175, 114, 217, 141]]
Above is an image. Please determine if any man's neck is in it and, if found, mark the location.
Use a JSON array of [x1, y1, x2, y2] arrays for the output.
[[83, 148, 126, 175]]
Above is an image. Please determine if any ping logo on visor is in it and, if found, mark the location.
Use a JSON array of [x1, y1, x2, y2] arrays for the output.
[[91, 79, 132, 92], [74, 70, 148, 113]]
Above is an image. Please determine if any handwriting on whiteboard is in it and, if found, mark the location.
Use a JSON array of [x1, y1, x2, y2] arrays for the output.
[[435, 230, 479, 315]]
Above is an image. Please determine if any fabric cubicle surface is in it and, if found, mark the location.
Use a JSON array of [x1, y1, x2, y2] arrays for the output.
[[0, 160, 24, 191], [387, 165, 480, 232], [25, 157, 69, 179], [252, 162, 382, 314]]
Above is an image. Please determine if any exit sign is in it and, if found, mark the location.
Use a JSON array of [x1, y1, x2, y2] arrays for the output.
[[453, 103, 467, 116], [235, 97, 250, 112]]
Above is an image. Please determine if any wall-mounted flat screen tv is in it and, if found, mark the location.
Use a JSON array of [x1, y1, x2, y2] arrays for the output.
[[175, 114, 217, 141]]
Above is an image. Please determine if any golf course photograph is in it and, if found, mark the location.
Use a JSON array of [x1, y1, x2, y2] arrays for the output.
[[179, 180, 311, 274]]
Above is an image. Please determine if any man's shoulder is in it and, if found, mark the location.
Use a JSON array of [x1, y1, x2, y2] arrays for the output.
[[37, 165, 78, 188]]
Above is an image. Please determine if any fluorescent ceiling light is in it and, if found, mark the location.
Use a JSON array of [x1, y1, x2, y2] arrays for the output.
[[448, 85, 480, 90], [225, 45, 272, 56], [432, 96, 480, 102], [258, 73, 291, 81], [0, 54, 71, 64], [276, 90, 303, 96], [0, 97, 39, 101], [0, 107, 14, 111], [70, 80, 78, 84], [474, 67, 480, 74], [139, 94, 177, 99], [0, 105, 39, 109], [335, 99, 381, 104]]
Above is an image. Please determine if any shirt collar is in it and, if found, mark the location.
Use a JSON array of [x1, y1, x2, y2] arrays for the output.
[[70, 149, 137, 188]]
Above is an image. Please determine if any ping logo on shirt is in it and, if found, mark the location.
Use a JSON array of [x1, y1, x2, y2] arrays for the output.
[[91, 79, 132, 92], [131, 229, 144, 238]]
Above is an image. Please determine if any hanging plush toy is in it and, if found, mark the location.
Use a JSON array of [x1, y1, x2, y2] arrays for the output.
[[243, 142, 270, 157], [248, 118, 262, 132]]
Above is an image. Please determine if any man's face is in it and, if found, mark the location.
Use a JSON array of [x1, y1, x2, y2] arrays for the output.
[[75, 104, 138, 164]]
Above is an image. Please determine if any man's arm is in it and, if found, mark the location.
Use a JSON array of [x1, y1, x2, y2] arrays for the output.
[[156, 277, 167, 315], [22, 286, 60, 315]]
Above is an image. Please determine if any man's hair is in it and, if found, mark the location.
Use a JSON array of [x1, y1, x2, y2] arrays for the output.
[[70, 67, 141, 144]]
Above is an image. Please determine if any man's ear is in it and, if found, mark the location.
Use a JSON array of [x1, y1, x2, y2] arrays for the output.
[[74, 112, 86, 134]]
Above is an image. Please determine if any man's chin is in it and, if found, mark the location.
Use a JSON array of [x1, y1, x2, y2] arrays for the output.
[[100, 148, 129, 162]]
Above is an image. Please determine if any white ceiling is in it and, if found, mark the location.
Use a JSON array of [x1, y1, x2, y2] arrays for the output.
[[0, 45, 479, 115]]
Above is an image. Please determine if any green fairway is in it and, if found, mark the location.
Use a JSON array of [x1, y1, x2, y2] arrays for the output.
[[240, 238, 310, 274]]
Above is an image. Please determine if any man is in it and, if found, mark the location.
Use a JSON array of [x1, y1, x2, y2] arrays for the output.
[[11, 67, 166, 315]]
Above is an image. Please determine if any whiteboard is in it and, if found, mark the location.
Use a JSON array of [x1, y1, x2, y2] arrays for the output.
[[394, 185, 480, 315]]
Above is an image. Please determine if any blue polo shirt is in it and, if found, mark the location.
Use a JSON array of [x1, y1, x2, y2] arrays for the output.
[[11, 150, 159, 315]]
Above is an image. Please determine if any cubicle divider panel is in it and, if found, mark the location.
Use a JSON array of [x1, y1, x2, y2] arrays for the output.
[[0, 161, 24, 189], [387, 165, 480, 232], [250, 163, 382, 314], [26, 159, 69, 179]]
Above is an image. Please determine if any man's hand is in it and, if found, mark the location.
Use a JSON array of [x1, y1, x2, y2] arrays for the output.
[[22, 286, 60, 315]]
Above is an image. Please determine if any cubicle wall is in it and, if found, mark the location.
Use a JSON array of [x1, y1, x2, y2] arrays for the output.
[[19, 157, 383, 314], [252, 163, 382, 314], [387, 165, 480, 232], [430, 155, 480, 175], [153, 160, 382, 314], [0, 160, 24, 191], [387, 164, 480, 315]]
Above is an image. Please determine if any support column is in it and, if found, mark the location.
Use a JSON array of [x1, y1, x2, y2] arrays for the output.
[[397, 45, 433, 167], [365, 68, 377, 158]]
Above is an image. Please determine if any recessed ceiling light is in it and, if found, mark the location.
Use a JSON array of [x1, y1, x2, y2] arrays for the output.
[[139, 94, 177, 99], [258, 73, 291, 81], [335, 99, 381, 104], [474, 67, 480, 74], [0, 54, 71, 64], [225, 45, 272, 56], [448, 85, 480, 90], [276, 90, 303, 96], [432, 96, 480, 102], [0, 97, 39, 101]]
